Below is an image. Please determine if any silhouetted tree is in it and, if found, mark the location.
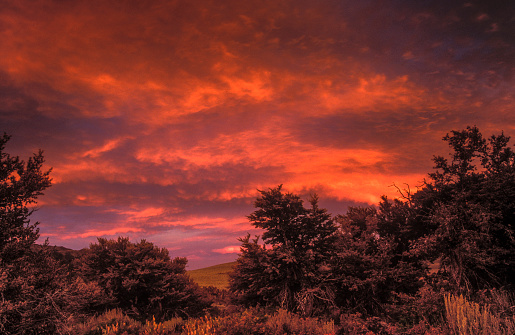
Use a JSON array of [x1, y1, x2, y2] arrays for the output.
[[229, 234, 274, 307], [230, 186, 338, 316], [0, 133, 51, 263], [416, 126, 515, 291], [0, 134, 101, 334], [330, 206, 425, 320]]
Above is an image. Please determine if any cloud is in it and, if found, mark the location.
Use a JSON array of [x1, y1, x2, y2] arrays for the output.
[[2, 0, 514, 268], [213, 246, 241, 254]]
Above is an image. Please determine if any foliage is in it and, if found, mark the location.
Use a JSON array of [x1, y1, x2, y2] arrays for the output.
[[78, 308, 335, 335], [474, 289, 515, 320], [199, 286, 235, 316], [265, 308, 335, 335], [229, 234, 276, 307], [248, 187, 337, 252], [142, 317, 184, 335], [80, 237, 210, 320], [337, 313, 377, 335], [183, 315, 221, 335], [385, 285, 445, 329], [230, 186, 338, 315], [229, 126, 515, 329]]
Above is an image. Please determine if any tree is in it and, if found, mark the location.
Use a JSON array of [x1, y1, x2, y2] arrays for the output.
[[80, 237, 210, 320], [417, 126, 515, 291], [229, 234, 276, 307], [0, 133, 51, 263], [230, 186, 338, 316], [330, 206, 425, 319], [374, 126, 515, 293], [0, 134, 100, 334]]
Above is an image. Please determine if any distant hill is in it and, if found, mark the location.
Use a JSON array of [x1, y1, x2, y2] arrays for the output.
[[187, 262, 236, 290], [32, 244, 89, 258]]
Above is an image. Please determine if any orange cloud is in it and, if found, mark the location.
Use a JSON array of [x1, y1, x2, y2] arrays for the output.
[[82, 137, 129, 158], [213, 246, 241, 254], [131, 125, 422, 204], [149, 217, 247, 230], [119, 207, 168, 220]]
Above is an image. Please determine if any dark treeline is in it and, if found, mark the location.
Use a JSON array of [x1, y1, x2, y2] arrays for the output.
[[1, 127, 514, 334], [229, 126, 515, 334]]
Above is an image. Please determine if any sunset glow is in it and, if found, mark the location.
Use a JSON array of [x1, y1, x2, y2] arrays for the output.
[[1, 0, 514, 268]]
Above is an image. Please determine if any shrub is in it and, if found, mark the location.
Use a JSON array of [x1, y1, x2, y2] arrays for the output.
[[337, 313, 374, 335], [183, 315, 221, 335], [475, 289, 515, 319], [80, 237, 210, 320], [71, 309, 143, 335], [382, 285, 446, 329], [336, 312, 447, 335], [0, 246, 107, 335]]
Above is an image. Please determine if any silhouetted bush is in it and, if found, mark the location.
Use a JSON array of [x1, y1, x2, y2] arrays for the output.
[[0, 244, 107, 334], [80, 237, 211, 321]]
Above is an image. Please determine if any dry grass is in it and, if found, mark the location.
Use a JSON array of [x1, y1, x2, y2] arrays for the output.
[[444, 293, 515, 335]]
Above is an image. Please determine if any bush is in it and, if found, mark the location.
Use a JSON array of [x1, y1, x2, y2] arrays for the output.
[[381, 285, 446, 329], [71, 309, 143, 335], [337, 313, 373, 335], [0, 246, 107, 335], [80, 237, 210, 320]]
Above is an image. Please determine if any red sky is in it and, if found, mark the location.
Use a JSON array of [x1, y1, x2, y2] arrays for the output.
[[1, 0, 514, 269]]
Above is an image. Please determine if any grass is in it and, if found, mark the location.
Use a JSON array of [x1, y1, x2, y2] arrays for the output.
[[445, 293, 515, 335], [183, 308, 336, 335], [187, 262, 236, 289]]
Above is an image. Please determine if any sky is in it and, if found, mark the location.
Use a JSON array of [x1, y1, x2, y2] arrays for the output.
[[1, 0, 514, 269]]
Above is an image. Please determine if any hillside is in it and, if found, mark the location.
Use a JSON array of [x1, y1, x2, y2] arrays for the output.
[[187, 262, 236, 290], [33, 244, 89, 258]]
